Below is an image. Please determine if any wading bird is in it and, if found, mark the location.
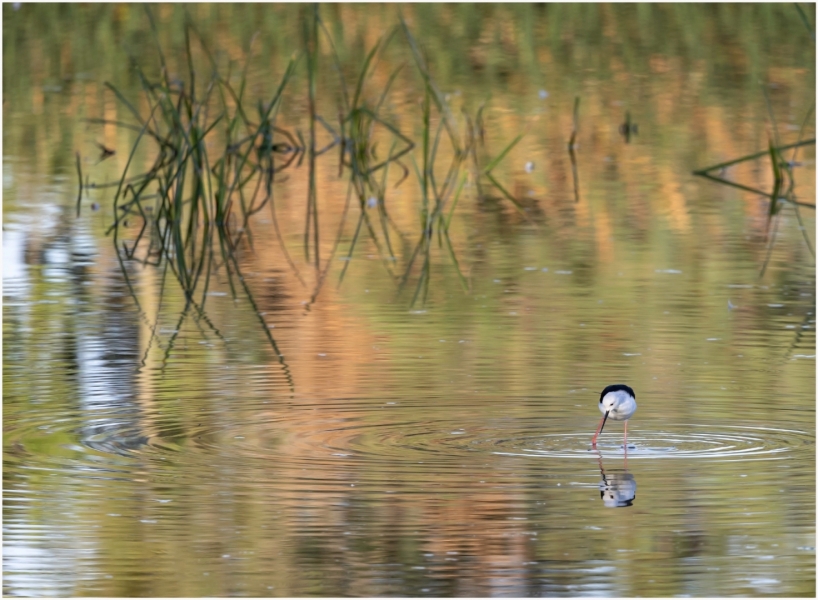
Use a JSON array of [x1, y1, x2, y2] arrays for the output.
[[591, 384, 637, 448]]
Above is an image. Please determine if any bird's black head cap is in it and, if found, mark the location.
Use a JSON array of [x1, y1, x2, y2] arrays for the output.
[[599, 384, 635, 403]]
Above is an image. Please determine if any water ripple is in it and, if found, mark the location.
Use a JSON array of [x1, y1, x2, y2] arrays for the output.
[[50, 411, 814, 468], [495, 425, 813, 461]]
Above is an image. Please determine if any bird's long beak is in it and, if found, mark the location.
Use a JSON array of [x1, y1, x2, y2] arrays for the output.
[[592, 411, 609, 445]]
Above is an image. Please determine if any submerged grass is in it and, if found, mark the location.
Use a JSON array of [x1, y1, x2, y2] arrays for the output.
[[695, 3, 815, 272], [85, 5, 536, 367], [693, 91, 815, 278], [88, 8, 299, 387], [398, 13, 540, 305]]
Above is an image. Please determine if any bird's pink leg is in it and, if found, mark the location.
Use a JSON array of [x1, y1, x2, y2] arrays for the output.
[[624, 420, 628, 449]]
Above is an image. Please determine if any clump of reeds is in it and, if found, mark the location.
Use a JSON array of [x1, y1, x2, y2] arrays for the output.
[[694, 4, 815, 276], [81, 9, 303, 382], [87, 6, 531, 323], [693, 94, 815, 277]]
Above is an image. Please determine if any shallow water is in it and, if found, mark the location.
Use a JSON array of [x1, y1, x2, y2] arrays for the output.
[[3, 4, 816, 597]]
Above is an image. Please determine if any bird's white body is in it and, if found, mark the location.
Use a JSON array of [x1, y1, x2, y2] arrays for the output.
[[599, 388, 637, 421]]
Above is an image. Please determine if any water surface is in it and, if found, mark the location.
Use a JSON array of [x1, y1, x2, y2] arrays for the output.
[[3, 4, 815, 597]]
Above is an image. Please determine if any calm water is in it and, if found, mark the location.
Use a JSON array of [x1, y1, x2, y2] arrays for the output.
[[3, 4, 816, 597]]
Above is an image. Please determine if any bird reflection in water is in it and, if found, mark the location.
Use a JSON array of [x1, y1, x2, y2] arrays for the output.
[[596, 451, 637, 508]]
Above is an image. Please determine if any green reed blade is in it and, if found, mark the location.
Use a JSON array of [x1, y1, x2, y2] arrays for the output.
[[400, 15, 461, 155], [441, 225, 469, 292], [185, 26, 196, 106], [303, 7, 320, 268], [790, 104, 815, 163], [224, 252, 296, 392], [374, 63, 405, 117], [422, 244, 431, 306], [317, 16, 350, 113], [112, 105, 159, 214], [217, 78, 253, 137], [790, 201, 816, 258], [398, 228, 427, 294], [569, 96, 580, 145], [422, 85, 431, 206], [338, 211, 365, 287], [759, 205, 782, 279], [445, 171, 468, 231], [795, 3, 815, 37], [485, 172, 533, 223], [269, 190, 308, 289], [352, 37, 383, 110], [377, 143, 396, 259], [361, 26, 400, 116], [136, 257, 170, 365], [238, 30, 259, 102], [157, 297, 194, 366], [75, 152, 83, 217], [189, 216, 213, 298], [434, 150, 465, 210], [306, 180, 354, 308], [762, 85, 781, 150], [144, 6, 170, 90], [104, 81, 148, 130], [84, 118, 146, 135], [197, 234, 215, 309], [693, 139, 815, 174], [354, 107, 414, 173], [483, 133, 523, 174], [184, 17, 217, 77], [409, 256, 427, 308], [475, 103, 486, 146], [312, 115, 341, 157], [348, 186, 395, 280], [569, 143, 580, 203], [696, 172, 769, 197], [429, 116, 446, 199], [767, 139, 783, 225], [169, 164, 192, 292]]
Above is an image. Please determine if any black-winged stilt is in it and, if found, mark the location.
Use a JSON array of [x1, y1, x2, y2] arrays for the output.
[[591, 384, 637, 447]]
